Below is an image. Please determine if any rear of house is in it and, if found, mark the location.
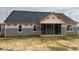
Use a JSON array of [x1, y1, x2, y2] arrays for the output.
[[0, 10, 78, 36]]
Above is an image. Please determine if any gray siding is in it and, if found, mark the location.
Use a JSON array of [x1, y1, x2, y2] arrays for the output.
[[61, 26, 78, 35], [61, 27, 78, 35], [0, 26, 5, 36], [1, 28, 5, 34], [5, 25, 78, 36], [66, 27, 78, 35], [61, 27, 65, 35], [6, 28, 40, 36]]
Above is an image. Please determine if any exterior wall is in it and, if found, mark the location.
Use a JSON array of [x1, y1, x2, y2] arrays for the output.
[[66, 27, 78, 35], [40, 14, 65, 24], [61, 24, 65, 35], [0, 24, 5, 36], [61, 24, 78, 35], [4, 23, 78, 36], [66, 24, 78, 35], [60, 24, 78, 35], [5, 24, 41, 36]]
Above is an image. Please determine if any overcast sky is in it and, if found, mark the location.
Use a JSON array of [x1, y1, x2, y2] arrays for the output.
[[0, 7, 79, 23]]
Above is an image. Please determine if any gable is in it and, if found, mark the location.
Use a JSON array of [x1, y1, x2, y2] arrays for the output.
[[40, 14, 65, 24]]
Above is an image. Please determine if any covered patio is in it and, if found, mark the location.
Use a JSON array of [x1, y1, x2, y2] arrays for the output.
[[41, 24, 62, 35]]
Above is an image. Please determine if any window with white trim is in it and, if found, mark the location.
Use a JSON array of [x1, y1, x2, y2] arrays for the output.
[[18, 25, 22, 32], [33, 25, 37, 32], [67, 25, 73, 32]]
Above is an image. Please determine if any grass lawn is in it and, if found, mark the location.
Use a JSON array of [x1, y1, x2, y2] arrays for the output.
[[0, 36, 79, 51]]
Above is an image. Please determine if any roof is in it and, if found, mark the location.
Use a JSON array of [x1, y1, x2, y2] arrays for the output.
[[53, 13, 77, 24], [4, 10, 77, 24], [4, 10, 50, 23]]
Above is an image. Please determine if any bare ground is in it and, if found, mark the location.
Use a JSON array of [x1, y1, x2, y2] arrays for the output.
[[0, 36, 79, 51]]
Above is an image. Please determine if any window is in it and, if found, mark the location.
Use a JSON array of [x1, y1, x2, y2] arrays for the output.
[[33, 25, 37, 32], [18, 25, 22, 32], [67, 25, 73, 32]]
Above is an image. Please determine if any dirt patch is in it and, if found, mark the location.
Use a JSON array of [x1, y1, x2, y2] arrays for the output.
[[0, 36, 79, 51]]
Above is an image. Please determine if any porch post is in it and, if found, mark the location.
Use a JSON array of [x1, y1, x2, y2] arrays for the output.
[[61, 24, 63, 35], [40, 24, 41, 35], [46, 24, 47, 35], [61, 24, 62, 35], [51, 24, 52, 35], [53, 24, 54, 35]]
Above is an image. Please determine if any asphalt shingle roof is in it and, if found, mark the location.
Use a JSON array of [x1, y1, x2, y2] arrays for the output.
[[4, 10, 50, 23], [4, 10, 77, 24], [54, 13, 77, 24]]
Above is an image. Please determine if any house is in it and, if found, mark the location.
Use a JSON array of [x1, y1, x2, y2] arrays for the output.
[[0, 10, 78, 36]]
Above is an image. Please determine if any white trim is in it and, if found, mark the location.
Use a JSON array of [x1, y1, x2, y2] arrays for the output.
[[67, 31, 73, 32]]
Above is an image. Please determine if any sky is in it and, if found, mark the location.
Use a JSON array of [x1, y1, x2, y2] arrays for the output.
[[0, 7, 79, 23]]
